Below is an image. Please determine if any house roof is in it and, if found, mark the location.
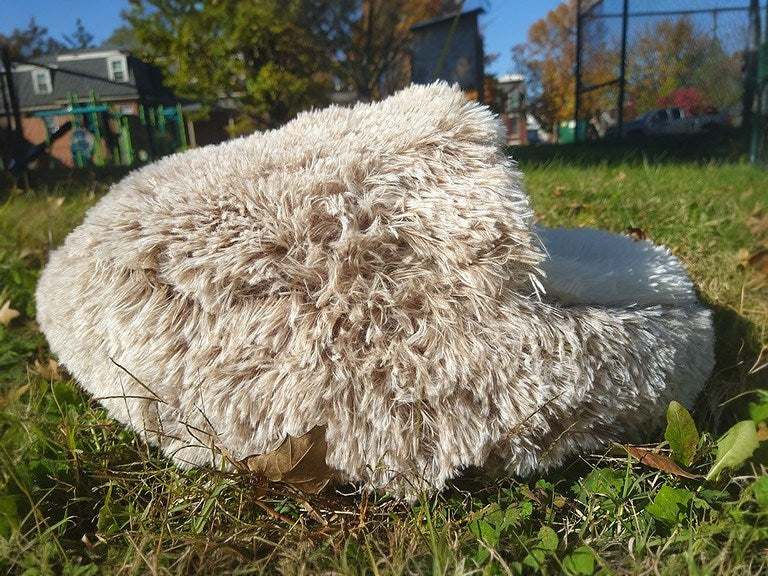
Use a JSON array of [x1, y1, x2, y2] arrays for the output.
[[410, 7, 484, 31], [9, 49, 175, 111]]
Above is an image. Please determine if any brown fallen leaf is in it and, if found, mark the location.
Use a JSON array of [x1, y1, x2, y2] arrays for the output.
[[745, 248, 768, 276], [0, 300, 20, 326], [238, 426, 336, 494], [621, 444, 703, 479], [32, 358, 63, 382], [757, 422, 768, 442], [627, 227, 648, 242]]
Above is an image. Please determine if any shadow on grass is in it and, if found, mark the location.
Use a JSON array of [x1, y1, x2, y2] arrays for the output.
[[511, 128, 749, 168], [0, 165, 135, 200], [695, 302, 768, 436]]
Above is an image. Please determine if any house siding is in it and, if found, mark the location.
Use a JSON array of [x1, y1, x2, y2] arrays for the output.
[[410, 9, 485, 99]]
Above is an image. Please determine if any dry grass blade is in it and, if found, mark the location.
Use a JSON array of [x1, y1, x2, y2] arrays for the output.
[[621, 444, 703, 479], [238, 426, 336, 494]]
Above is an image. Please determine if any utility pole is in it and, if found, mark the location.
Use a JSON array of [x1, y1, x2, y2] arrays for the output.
[[1, 45, 25, 171], [745, 0, 760, 161], [574, 0, 582, 142], [617, 0, 629, 141]]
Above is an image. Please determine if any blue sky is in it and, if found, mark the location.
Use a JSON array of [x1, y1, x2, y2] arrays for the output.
[[0, 0, 564, 76]]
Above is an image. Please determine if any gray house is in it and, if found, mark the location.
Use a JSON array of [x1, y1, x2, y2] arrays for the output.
[[10, 48, 175, 113], [410, 8, 485, 101], [1, 48, 230, 169]]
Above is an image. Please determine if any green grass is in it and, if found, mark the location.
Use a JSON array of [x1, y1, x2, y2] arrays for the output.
[[0, 155, 767, 575]]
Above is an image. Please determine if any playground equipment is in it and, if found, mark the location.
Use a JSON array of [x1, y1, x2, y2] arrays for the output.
[[23, 91, 187, 171], [8, 121, 72, 175]]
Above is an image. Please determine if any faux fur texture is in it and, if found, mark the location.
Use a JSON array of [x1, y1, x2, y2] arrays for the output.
[[36, 83, 715, 497]]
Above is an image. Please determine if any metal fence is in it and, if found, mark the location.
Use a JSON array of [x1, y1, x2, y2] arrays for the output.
[[576, 0, 768, 159]]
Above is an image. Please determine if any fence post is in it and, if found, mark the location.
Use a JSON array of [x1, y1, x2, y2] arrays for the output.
[[745, 0, 760, 161], [575, 0, 582, 143], [1, 46, 26, 171], [617, 0, 629, 141]]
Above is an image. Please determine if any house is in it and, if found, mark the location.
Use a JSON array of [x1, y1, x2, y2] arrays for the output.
[[0, 48, 233, 170], [497, 74, 528, 146], [410, 8, 485, 102]]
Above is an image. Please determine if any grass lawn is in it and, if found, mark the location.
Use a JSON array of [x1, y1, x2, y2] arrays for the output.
[[0, 149, 767, 575]]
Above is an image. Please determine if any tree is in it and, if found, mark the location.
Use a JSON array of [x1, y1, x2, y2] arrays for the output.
[[628, 17, 741, 116], [63, 18, 96, 51], [513, 0, 618, 134], [512, 1, 577, 133], [125, 0, 349, 133], [103, 24, 141, 50], [340, 0, 463, 100], [0, 18, 64, 59]]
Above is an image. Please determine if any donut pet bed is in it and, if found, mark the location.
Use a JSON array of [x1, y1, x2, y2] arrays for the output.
[[36, 83, 714, 497]]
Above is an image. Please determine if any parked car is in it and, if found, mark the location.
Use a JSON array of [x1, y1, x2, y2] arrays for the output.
[[607, 106, 729, 138]]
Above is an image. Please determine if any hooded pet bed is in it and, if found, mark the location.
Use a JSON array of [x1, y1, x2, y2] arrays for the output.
[[36, 83, 714, 496]]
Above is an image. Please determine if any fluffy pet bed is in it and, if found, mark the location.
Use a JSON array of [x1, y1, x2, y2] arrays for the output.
[[36, 83, 714, 496]]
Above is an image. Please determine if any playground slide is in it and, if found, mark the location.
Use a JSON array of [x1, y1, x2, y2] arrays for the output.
[[8, 121, 73, 175]]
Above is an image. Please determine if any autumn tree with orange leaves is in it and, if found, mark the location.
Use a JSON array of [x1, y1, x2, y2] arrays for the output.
[[512, 1, 578, 133], [514, 1, 741, 134], [513, 0, 618, 134]]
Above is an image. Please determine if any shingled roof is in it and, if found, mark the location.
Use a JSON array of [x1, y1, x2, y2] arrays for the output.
[[8, 48, 176, 111]]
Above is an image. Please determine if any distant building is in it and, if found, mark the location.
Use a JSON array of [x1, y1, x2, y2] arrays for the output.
[[497, 74, 527, 146], [410, 8, 485, 101], [1, 48, 234, 170]]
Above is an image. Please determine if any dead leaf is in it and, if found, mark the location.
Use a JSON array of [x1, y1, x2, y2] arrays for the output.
[[621, 444, 703, 479], [745, 249, 768, 275], [627, 227, 648, 242], [746, 205, 768, 238], [46, 196, 65, 208], [238, 426, 336, 494], [757, 422, 768, 442], [0, 300, 20, 326], [32, 358, 63, 382], [738, 248, 751, 264]]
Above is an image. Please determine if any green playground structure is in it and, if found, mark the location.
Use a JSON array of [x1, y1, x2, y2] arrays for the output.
[[29, 91, 187, 170]]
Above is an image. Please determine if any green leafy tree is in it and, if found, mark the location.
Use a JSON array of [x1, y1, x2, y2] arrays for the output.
[[103, 24, 141, 50], [125, 0, 347, 133]]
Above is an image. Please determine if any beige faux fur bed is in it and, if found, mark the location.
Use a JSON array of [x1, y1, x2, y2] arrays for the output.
[[36, 83, 714, 497]]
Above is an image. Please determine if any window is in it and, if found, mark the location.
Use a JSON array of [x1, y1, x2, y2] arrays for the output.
[[509, 113, 520, 137], [32, 69, 52, 94], [107, 56, 128, 83]]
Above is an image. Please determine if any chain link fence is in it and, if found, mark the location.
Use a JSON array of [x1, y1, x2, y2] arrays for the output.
[[576, 0, 768, 160]]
